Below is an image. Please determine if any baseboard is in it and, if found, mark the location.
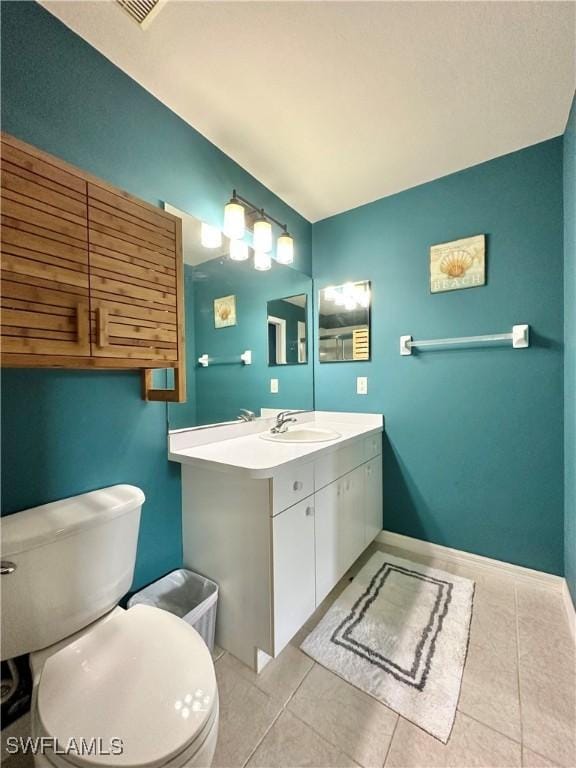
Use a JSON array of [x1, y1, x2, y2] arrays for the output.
[[376, 530, 564, 589], [377, 530, 576, 639], [562, 579, 576, 640]]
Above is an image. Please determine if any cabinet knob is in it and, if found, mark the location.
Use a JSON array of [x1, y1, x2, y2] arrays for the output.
[[293, 481, 303, 491], [305, 506, 314, 517]]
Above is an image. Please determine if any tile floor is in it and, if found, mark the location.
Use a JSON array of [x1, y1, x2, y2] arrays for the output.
[[3, 542, 575, 768]]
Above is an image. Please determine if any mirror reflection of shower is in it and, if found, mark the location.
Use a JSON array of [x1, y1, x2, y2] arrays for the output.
[[319, 281, 371, 362]]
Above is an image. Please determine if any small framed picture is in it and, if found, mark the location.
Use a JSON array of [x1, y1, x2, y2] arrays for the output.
[[214, 295, 237, 328], [430, 235, 485, 293]]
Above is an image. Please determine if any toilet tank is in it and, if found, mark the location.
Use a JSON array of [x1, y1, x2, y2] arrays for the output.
[[0, 485, 145, 661]]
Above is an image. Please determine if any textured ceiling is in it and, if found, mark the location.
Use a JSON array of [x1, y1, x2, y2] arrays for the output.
[[42, 1, 576, 222]]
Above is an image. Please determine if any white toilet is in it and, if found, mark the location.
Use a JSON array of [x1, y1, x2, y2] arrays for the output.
[[0, 485, 219, 768]]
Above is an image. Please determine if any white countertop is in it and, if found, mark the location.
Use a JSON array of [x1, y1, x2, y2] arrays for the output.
[[168, 411, 383, 478]]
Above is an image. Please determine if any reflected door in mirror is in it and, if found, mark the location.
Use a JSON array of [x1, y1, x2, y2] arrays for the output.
[[267, 294, 308, 365]]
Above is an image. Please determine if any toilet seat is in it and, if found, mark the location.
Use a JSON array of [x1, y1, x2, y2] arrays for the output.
[[35, 605, 218, 768]]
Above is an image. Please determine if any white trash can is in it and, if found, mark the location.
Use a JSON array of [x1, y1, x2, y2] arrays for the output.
[[128, 569, 219, 651]]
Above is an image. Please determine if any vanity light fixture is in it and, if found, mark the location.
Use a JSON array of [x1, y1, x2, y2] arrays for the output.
[[223, 190, 295, 267], [200, 222, 222, 249], [253, 214, 273, 253], [276, 232, 294, 265], [223, 192, 246, 240], [254, 250, 272, 271], [229, 239, 249, 261]]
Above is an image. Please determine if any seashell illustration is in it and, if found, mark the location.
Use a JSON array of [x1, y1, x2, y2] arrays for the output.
[[440, 249, 474, 278], [219, 305, 231, 320]]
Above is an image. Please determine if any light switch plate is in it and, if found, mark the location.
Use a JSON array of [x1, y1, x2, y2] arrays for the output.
[[270, 378, 279, 393], [357, 377, 368, 395]]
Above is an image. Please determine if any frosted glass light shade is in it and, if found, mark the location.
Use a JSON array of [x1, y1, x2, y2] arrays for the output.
[[254, 250, 272, 271], [253, 218, 272, 253], [229, 239, 249, 261], [223, 200, 245, 240], [200, 222, 222, 249], [276, 233, 294, 264]]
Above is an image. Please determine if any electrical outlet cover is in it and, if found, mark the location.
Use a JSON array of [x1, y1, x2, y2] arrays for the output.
[[357, 377, 368, 395], [270, 379, 279, 393]]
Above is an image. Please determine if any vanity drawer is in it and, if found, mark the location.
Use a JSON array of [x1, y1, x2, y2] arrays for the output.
[[272, 463, 314, 513], [314, 440, 364, 491], [364, 433, 382, 461]]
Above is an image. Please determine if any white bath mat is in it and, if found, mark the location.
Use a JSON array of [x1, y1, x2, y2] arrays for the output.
[[301, 551, 474, 743]]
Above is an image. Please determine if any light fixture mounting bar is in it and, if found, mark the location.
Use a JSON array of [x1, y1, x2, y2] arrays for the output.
[[232, 190, 288, 233]]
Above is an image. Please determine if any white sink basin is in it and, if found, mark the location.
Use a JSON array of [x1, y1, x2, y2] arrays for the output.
[[260, 426, 341, 444]]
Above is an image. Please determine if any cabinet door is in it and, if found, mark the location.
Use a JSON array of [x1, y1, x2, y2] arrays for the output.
[[365, 456, 383, 545], [1, 138, 90, 358], [340, 466, 366, 567], [272, 498, 316, 653], [314, 480, 341, 605], [315, 467, 365, 606], [87, 183, 181, 363]]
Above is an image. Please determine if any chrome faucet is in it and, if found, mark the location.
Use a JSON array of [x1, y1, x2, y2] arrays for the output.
[[238, 409, 256, 422], [270, 410, 298, 434]]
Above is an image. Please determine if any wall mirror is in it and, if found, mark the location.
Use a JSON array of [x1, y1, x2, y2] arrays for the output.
[[267, 295, 308, 365], [164, 205, 313, 430], [318, 281, 371, 362]]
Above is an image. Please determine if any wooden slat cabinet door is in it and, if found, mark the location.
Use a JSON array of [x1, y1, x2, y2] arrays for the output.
[[1, 138, 91, 357], [87, 183, 181, 364]]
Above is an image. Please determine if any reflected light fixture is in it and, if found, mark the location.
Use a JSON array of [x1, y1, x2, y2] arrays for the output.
[[324, 282, 370, 311], [200, 222, 222, 249], [223, 191, 245, 240], [254, 250, 272, 271], [324, 286, 337, 301], [276, 232, 294, 265], [358, 286, 371, 308], [253, 213, 273, 253], [229, 239, 249, 261]]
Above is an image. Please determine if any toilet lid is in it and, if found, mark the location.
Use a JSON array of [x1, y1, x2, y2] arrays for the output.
[[37, 605, 217, 768]]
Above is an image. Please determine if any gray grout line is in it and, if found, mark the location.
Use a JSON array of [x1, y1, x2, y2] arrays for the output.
[[240, 658, 317, 768], [456, 711, 523, 749], [514, 583, 526, 765], [284, 669, 400, 768], [381, 715, 400, 768]]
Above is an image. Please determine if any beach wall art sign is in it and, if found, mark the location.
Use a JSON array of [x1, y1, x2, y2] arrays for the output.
[[430, 235, 486, 293]]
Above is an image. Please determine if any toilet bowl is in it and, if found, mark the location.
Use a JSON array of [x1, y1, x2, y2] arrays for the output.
[[30, 605, 219, 768], [0, 486, 219, 768]]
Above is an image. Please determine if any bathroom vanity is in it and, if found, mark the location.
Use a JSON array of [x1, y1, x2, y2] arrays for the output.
[[169, 411, 383, 671]]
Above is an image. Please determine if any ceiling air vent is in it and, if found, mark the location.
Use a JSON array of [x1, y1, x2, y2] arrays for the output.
[[116, 0, 166, 28]]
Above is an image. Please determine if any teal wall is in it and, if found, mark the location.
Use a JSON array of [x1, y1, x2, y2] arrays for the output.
[[564, 93, 576, 603], [0, 1, 312, 589], [0, 0, 571, 586], [168, 260, 312, 429], [313, 140, 565, 575]]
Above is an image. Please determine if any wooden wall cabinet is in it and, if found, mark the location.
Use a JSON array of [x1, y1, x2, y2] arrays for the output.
[[1, 133, 185, 401]]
